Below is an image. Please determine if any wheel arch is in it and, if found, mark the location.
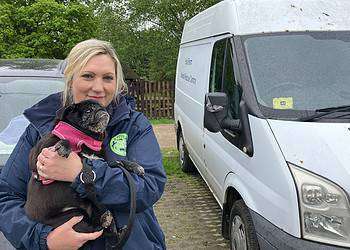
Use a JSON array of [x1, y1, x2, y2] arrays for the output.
[[222, 186, 242, 239], [222, 173, 257, 239]]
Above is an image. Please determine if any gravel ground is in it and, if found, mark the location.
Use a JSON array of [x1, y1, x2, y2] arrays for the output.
[[153, 124, 229, 249], [154, 175, 229, 249], [153, 124, 177, 149]]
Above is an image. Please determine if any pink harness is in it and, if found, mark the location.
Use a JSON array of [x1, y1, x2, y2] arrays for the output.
[[52, 121, 103, 153], [38, 121, 103, 185]]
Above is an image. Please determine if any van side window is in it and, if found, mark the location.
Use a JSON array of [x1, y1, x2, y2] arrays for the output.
[[209, 38, 240, 120], [209, 39, 226, 92], [224, 42, 240, 119]]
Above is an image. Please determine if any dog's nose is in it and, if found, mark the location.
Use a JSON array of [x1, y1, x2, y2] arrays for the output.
[[97, 111, 110, 122]]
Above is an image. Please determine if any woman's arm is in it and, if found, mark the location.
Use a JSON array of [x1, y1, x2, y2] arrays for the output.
[[0, 124, 103, 250], [37, 113, 167, 212], [0, 124, 53, 249], [71, 115, 167, 212]]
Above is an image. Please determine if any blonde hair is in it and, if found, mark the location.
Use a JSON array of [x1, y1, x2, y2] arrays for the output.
[[62, 39, 127, 107]]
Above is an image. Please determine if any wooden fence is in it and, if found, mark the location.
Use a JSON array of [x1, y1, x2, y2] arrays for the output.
[[126, 79, 175, 119]]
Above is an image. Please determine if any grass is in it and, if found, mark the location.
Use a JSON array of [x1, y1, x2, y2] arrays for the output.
[[162, 148, 189, 178], [150, 118, 174, 125]]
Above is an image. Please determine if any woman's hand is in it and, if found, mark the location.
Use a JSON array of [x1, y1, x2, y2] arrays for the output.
[[37, 147, 82, 182], [47, 216, 103, 250]]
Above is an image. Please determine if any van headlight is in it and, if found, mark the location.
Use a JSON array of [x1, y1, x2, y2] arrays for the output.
[[289, 162, 350, 247]]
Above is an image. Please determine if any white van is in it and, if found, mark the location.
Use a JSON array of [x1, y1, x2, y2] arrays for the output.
[[174, 0, 350, 249]]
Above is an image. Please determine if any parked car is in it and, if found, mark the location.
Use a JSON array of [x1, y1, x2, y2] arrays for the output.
[[0, 59, 65, 168], [175, 0, 350, 249], [0, 59, 65, 249]]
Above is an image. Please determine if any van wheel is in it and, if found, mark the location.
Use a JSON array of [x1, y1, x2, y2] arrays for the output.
[[230, 200, 259, 250], [178, 133, 196, 173]]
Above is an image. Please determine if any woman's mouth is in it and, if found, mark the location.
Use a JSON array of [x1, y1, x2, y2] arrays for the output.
[[88, 96, 104, 100]]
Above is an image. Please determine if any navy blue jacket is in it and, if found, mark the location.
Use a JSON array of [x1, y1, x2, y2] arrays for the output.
[[0, 93, 167, 249]]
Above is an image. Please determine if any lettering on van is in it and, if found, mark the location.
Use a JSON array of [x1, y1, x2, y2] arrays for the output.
[[185, 58, 192, 65], [180, 72, 197, 85]]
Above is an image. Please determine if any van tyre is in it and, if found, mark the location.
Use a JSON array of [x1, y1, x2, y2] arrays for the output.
[[230, 200, 259, 250], [178, 133, 196, 173]]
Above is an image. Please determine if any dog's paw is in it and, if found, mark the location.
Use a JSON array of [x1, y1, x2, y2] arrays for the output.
[[121, 160, 145, 177], [100, 210, 114, 229], [55, 140, 71, 158], [134, 165, 145, 177]]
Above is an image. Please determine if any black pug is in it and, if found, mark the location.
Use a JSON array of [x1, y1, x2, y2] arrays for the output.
[[24, 99, 144, 234]]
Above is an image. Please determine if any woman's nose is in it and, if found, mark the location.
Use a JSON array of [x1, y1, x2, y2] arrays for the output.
[[91, 78, 104, 92]]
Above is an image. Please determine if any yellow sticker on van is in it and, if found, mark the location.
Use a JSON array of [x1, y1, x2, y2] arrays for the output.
[[273, 97, 293, 109]]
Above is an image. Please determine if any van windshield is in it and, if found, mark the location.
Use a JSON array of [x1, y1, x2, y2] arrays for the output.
[[243, 31, 350, 119]]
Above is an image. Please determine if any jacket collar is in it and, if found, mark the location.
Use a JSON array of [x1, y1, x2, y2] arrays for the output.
[[23, 92, 131, 135]]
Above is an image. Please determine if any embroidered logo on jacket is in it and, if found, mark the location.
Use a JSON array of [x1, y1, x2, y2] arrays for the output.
[[110, 133, 128, 156]]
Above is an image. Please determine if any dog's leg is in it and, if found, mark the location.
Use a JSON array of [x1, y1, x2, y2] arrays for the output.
[[54, 139, 71, 158], [111, 160, 145, 177]]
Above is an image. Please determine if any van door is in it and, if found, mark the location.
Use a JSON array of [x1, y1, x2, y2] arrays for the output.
[[176, 40, 213, 174], [203, 37, 243, 202]]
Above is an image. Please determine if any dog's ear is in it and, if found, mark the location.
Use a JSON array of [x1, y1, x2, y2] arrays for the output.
[[61, 106, 73, 119], [60, 104, 78, 120]]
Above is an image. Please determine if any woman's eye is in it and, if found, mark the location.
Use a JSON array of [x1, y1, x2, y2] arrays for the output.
[[82, 74, 93, 79], [104, 76, 114, 81]]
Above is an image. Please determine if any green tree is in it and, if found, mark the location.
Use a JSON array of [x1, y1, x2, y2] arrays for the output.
[[1, 0, 219, 79], [0, 0, 96, 59], [0, 3, 16, 57], [96, 0, 219, 80]]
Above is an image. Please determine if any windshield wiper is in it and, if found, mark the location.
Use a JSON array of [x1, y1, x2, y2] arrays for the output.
[[299, 105, 350, 122]]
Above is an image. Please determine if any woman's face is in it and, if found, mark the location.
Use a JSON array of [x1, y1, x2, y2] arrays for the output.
[[71, 54, 117, 107]]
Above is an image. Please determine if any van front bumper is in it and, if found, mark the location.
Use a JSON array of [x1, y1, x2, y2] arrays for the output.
[[250, 209, 348, 250]]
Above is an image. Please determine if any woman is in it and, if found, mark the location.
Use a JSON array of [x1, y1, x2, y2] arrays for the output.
[[0, 39, 167, 249]]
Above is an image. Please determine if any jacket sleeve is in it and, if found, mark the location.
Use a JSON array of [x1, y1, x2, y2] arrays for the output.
[[71, 115, 167, 213], [0, 124, 53, 249]]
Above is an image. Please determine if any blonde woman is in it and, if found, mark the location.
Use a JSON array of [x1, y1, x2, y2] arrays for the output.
[[0, 39, 167, 249]]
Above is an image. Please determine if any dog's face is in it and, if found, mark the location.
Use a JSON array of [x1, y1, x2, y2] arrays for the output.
[[62, 100, 110, 134]]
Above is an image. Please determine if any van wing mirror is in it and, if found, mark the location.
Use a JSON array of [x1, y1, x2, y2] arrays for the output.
[[204, 92, 253, 156], [204, 92, 229, 133]]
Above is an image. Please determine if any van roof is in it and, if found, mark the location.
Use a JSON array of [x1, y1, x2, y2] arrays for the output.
[[181, 0, 350, 43]]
